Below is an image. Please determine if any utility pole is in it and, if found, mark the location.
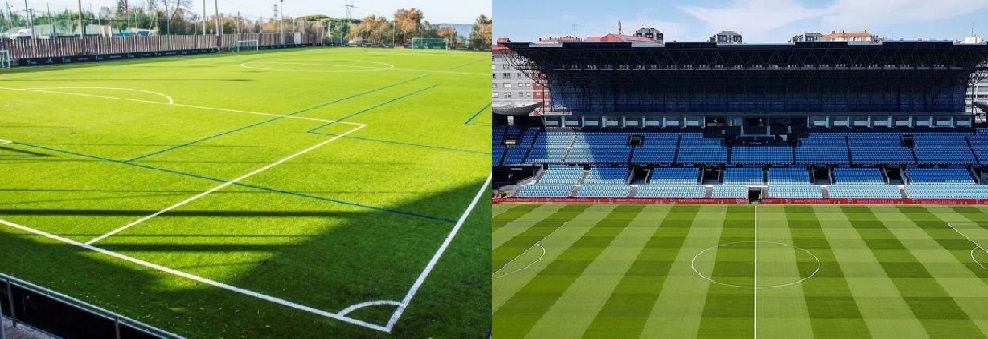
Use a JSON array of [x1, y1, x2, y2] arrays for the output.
[[278, 0, 284, 45], [76, 0, 83, 38]]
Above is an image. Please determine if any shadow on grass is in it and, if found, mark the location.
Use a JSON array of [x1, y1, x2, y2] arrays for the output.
[[0, 178, 491, 337]]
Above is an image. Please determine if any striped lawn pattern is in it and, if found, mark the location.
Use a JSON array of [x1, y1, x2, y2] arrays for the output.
[[492, 204, 988, 338]]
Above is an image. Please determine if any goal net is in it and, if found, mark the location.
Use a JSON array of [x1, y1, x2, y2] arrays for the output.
[[0, 50, 11, 69], [231, 40, 259, 52], [410, 38, 448, 50]]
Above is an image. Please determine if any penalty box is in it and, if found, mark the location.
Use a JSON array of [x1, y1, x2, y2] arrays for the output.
[[0, 109, 485, 330]]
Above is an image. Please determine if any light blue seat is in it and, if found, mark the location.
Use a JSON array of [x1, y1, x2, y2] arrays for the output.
[[635, 185, 705, 198], [575, 185, 632, 197], [828, 185, 901, 199], [711, 185, 747, 198], [516, 184, 573, 198], [766, 185, 822, 198]]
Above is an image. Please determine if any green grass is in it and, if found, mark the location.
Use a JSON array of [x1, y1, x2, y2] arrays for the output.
[[493, 204, 988, 338], [0, 47, 491, 337]]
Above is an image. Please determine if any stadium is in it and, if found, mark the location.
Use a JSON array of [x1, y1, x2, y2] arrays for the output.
[[492, 39, 988, 337], [0, 3, 492, 338]]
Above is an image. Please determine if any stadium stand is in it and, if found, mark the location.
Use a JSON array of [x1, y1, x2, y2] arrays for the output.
[[648, 167, 700, 185], [677, 133, 728, 165], [517, 184, 573, 198], [576, 185, 632, 197], [832, 167, 885, 185], [766, 185, 823, 198], [635, 185, 705, 198], [907, 184, 988, 199], [583, 167, 630, 184], [723, 167, 764, 185], [767, 167, 810, 185], [730, 146, 793, 165], [711, 185, 748, 198], [905, 167, 975, 184], [913, 133, 976, 165], [828, 185, 902, 199]]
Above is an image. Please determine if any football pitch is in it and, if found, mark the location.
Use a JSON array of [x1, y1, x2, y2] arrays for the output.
[[494, 203, 988, 338], [0, 47, 491, 337]]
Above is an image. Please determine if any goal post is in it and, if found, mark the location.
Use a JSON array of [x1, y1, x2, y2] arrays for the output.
[[231, 40, 259, 52], [410, 38, 448, 50], [0, 50, 11, 69]]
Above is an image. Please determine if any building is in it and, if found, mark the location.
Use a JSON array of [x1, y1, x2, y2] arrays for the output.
[[536, 35, 582, 44], [492, 38, 545, 111], [709, 31, 742, 44], [634, 27, 663, 43], [821, 30, 881, 43], [584, 33, 657, 43], [790, 32, 823, 43]]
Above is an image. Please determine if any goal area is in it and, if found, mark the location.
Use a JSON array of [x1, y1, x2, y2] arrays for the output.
[[231, 40, 259, 52], [0, 50, 11, 69], [410, 38, 448, 50]]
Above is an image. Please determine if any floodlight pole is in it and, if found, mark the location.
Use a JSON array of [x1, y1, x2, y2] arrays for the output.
[[22, 0, 32, 39], [201, 0, 206, 35], [213, 0, 220, 49], [45, 2, 52, 38], [76, 0, 83, 38]]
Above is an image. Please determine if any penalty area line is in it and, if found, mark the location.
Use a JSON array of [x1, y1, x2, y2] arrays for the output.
[[385, 175, 492, 331], [0, 218, 391, 333]]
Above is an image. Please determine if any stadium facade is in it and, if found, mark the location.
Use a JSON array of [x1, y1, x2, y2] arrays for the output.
[[492, 40, 988, 204]]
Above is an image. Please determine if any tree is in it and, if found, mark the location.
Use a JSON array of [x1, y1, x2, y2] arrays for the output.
[[392, 8, 422, 46], [436, 26, 458, 48], [347, 15, 392, 46], [469, 14, 491, 50]]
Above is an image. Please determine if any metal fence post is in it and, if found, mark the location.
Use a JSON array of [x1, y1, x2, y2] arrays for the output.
[[4, 277, 15, 327], [114, 317, 121, 339]]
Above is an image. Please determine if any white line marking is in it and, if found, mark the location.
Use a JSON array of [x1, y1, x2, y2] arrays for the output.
[[0, 86, 363, 127], [85, 123, 366, 245], [0, 139, 11, 145], [947, 223, 988, 270], [492, 242, 546, 279], [691, 240, 820, 289], [338, 300, 401, 317], [384, 175, 491, 331], [754, 205, 758, 339], [20, 86, 175, 104], [240, 59, 395, 73], [0, 218, 390, 332]]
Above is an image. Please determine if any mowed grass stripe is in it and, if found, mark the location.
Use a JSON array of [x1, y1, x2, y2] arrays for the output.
[[930, 206, 988, 279], [884, 206, 988, 335], [755, 206, 814, 338], [493, 204, 564, 248], [492, 205, 645, 338], [696, 206, 755, 338], [814, 205, 926, 337], [526, 205, 672, 338], [493, 204, 590, 272], [784, 205, 870, 337], [581, 205, 701, 338], [493, 205, 615, 312], [843, 206, 982, 337], [639, 206, 730, 338], [493, 204, 541, 233]]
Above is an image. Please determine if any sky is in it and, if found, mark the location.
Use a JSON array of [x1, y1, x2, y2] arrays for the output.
[[11, 0, 490, 23], [494, 0, 988, 43]]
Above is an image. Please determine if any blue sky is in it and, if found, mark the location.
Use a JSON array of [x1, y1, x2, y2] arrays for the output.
[[27, 0, 489, 23], [494, 0, 988, 43]]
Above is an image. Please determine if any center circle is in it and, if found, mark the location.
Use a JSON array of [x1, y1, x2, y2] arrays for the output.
[[691, 241, 821, 289]]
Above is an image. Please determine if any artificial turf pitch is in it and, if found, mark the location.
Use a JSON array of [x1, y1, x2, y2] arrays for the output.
[[493, 204, 988, 338], [0, 47, 491, 337]]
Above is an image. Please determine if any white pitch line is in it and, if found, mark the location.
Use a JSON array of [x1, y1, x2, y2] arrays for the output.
[[384, 175, 491, 331], [20, 86, 175, 104], [338, 300, 401, 317], [0, 86, 364, 127], [753, 205, 758, 339], [0, 218, 390, 333], [85, 123, 366, 245]]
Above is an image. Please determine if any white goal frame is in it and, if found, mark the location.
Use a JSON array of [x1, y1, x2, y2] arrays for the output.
[[0, 50, 11, 69], [232, 40, 259, 52]]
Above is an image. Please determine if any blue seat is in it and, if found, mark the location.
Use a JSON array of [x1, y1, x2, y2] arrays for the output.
[[905, 167, 974, 184], [767, 167, 809, 185], [833, 167, 884, 185], [723, 167, 764, 185], [649, 168, 700, 185]]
